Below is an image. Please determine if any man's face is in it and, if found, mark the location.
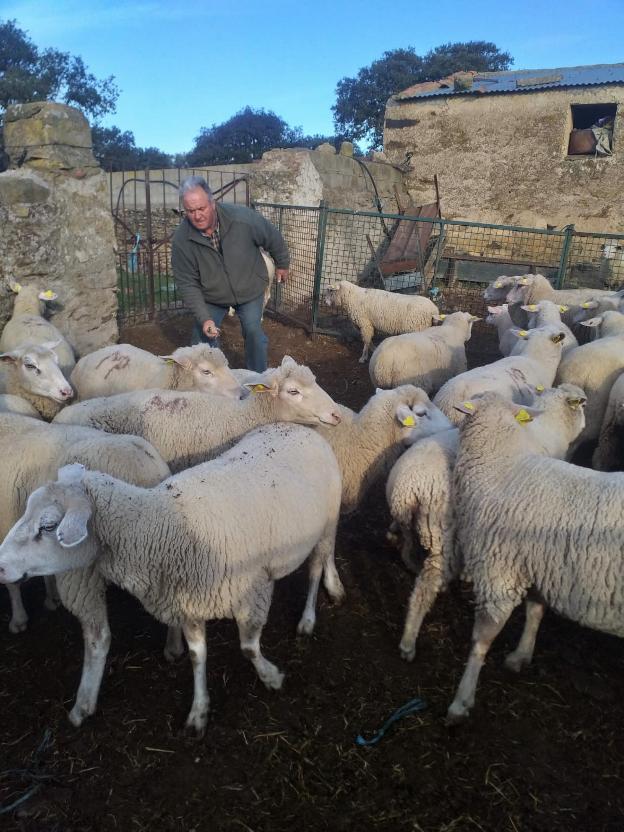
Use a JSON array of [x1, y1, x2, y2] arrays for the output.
[[183, 187, 217, 233]]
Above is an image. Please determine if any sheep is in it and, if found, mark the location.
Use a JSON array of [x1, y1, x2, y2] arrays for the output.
[[482, 276, 522, 304], [506, 274, 618, 326], [0, 283, 76, 376], [519, 300, 578, 355], [368, 312, 478, 394], [70, 343, 244, 401], [571, 292, 624, 327], [0, 393, 42, 419], [485, 304, 517, 356], [53, 356, 341, 473], [593, 373, 624, 471], [555, 311, 624, 444], [0, 343, 74, 419], [433, 326, 566, 425], [446, 391, 624, 723], [323, 281, 439, 363], [316, 385, 451, 515], [0, 412, 171, 635], [389, 385, 587, 662], [0, 423, 344, 733]]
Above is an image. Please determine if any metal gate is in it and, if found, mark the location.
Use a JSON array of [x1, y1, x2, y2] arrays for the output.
[[110, 167, 250, 323]]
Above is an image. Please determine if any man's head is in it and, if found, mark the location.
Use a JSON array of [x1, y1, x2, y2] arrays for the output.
[[180, 176, 217, 233]]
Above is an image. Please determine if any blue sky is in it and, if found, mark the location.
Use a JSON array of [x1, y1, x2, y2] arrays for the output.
[[3, 0, 624, 154]]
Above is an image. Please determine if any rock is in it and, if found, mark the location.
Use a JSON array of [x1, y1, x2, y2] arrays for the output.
[[316, 142, 336, 155], [339, 141, 354, 157]]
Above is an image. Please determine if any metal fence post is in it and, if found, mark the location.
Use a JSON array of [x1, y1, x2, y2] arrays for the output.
[[556, 224, 575, 289], [311, 201, 329, 332], [144, 168, 156, 319]]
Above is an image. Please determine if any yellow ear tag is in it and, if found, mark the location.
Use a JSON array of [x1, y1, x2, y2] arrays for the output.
[[515, 409, 532, 423], [165, 359, 175, 365], [401, 415, 416, 426], [518, 330, 528, 337], [528, 305, 537, 312], [582, 302, 590, 309], [462, 401, 475, 411], [559, 305, 568, 313], [41, 290, 56, 300], [535, 385, 545, 393], [11, 282, 22, 293], [251, 384, 269, 393], [494, 282, 502, 288], [439, 314, 446, 320]]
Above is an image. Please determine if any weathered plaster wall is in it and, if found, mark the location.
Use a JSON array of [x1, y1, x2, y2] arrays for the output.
[[0, 102, 118, 354], [384, 85, 624, 232]]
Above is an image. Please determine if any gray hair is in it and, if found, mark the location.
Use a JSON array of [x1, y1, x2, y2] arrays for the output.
[[179, 176, 213, 200]]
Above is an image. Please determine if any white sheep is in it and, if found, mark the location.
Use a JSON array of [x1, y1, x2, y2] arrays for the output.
[[506, 274, 618, 325], [0, 343, 74, 419], [323, 281, 439, 363], [0, 283, 76, 376], [519, 300, 578, 355], [0, 423, 344, 734], [389, 385, 587, 662], [447, 391, 624, 722], [485, 304, 517, 356], [0, 393, 42, 419], [482, 276, 522, 304], [316, 385, 451, 515], [53, 356, 341, 473], [592, 372, 624, 471], [368, 312, 478, 394], [70, 343, 244, 401], [433, 326, 566, 425], [555, 311, 624, 444]]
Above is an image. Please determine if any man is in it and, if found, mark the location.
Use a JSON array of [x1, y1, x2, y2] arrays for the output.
[[171, 176, 289, 372]]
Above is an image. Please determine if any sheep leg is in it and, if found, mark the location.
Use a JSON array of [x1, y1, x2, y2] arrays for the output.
[[164, 625, 185, 662], [447, 605, 514, 723], [182, 619, 209, 736], [55, 567, 111, 726], [235, 584, 284, 690], [504, 598, 546, 673], [298, 530, 344, 636], [399, 547, 445, 662], [6, 582, 28, 633], [43, 575, 61, 611], [357, 322, 374, 363]]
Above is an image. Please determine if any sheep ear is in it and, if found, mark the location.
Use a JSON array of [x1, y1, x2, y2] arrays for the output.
[[455, 400, 478, 416], [527, 383, 546, 396], [395, 404, 416, 426], [566, 395, 587, 410], [559, 305, 569, 313], [40, 339, 62, 351], [56, 505, 91, 548], [0, 351, 18, 364], [487, 305, 501, 314], [512, 328, 528, 339], [280, 355, 297, 369], [38, 290, 58, 302], [512, 407, 533, 424], [159, 354, 192, 370], [521, 304, 538, 312], [244, 382, 272, 394], [550, 332, 566, 343], [8, 281, 22, 294], [580, 317, 601, 328], [581, 301, 598, 310], [469, 315, 481, 322], [433, 314, 446, 322]]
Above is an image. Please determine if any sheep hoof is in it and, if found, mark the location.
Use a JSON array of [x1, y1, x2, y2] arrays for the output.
[[260, 667, 285, 690], [446, 702, 470, 725], [68, 705, 91, 727], [358, 356, 368, 364], [399, 644, 416, 662], [44, 597, 61, 612], [504, 652, 530, 673], [9, 618, 28, 634], [163, 645, 185, 663], [183, 713, 208, 738], [297, 616, 315, 636]]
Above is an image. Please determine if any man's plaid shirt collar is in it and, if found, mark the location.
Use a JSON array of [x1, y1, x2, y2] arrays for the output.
[[201, 217, 221, 252]]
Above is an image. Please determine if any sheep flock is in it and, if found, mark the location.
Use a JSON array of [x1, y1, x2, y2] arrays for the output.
[[3, 271, 624, 747]]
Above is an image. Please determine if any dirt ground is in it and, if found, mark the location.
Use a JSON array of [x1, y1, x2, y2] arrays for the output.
[[1, 314, 623, 832]]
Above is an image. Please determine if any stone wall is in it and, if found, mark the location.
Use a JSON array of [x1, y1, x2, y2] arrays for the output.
[[0, 102, 118, 355], [384, 84, 624, 232]]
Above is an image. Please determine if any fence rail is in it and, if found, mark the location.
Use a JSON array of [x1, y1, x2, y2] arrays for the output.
[[112, 189, 624, 328]]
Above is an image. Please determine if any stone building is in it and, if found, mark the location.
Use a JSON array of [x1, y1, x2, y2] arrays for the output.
[[384, 63, 624, 232]]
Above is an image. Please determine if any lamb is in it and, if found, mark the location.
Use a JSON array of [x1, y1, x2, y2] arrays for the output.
[[592, 372, 624, 471], [519, 300, 578, 355], [0, 343, 74, 419], [70, 343, 244, 401], [485, 304, 517, 356], [433, 326, 566, 425], [447, 391, 624, 722], [0, 283, 76, 376], [389, 384, 587, 662], [316, 385, 451, 514], [368, 312, 478, 394], [0, 412, 171, 636], [323, 281, 439, 363], [555, 311, 624, 444], [53, 356, 341, 472], [0, 423, 344, 734]]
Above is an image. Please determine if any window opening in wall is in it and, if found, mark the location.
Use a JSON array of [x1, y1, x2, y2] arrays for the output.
[[568, 103, 616, 157]]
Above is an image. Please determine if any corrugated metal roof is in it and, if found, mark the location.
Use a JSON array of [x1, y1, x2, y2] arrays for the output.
[[395, 63, 624, 100]]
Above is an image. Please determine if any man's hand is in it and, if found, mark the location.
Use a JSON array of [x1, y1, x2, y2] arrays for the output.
[[202, 319, 220, 338], [275, 268, 289, 284]]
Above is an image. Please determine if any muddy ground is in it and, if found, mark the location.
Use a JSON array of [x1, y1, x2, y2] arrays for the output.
[[1, 313, 623, 832]]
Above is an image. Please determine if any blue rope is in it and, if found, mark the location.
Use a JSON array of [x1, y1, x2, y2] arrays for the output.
[[355, 696, 428, 746]]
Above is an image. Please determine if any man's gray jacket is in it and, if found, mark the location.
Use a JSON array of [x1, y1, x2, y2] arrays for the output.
[[171, 202, 290, 322]]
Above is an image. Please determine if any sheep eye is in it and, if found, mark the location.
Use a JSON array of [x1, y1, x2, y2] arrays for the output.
[[39, 521, 58, 533], [200, 369, 213, 376], [287, 388, 300, 396], [24, 362, 39, 373]]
